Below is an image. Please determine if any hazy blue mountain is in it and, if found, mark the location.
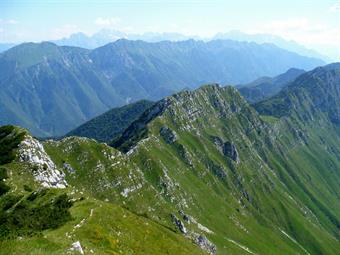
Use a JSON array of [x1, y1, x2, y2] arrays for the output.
[[53, 31, 124, 49], [54, 29, 329, 63], [0, 42, 126, 137], [237, 68, 306, 103], [0, 39, 324, 137], [90, 39, 323, 87], [0, 43, 15, 53], [53, 29, 200, 49], [214, 30, 330, 62]]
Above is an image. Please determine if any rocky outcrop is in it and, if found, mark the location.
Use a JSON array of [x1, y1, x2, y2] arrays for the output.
[[223, 141, 240, 163], [69, 241, 84, 254], [17, 135, 67, 188], [179, 210, 190, 223], [192, 234, 217, 255], [171, 214, 187, 234], [160, 126, 177, 144], [211, 136, 240, 163], [63, 162, 75, 174], [173, 211, 216, 254], [211, 136, 224, 154], [175, 143, 193, 166], [205, 158, 227, 180]]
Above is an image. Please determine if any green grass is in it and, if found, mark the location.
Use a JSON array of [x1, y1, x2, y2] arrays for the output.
[[260, 115, 279, 124], [0, 126, 27, 165], [0, 189, 73, 239]]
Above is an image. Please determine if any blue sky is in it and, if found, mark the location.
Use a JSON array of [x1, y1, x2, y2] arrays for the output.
[[1, 0, 340, 59]]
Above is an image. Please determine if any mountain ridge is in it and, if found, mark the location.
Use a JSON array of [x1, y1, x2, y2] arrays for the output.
[[0, 39, 324, 137]]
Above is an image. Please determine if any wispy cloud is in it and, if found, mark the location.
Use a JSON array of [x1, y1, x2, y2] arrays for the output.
[[95, 17, 120, 26], [53, 24, 80, 39], [0, 19, 18, 25], [248, 18, 340, 48], [329, 3, 340, 12]]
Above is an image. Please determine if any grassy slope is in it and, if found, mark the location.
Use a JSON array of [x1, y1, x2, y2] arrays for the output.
[[122, 86, 339, 255], [0, 127, 205, 255]]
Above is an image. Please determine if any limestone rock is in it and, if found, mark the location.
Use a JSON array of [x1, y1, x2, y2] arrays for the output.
[[171, 214, 187, 234], [70, 241, 84, 254], [17, 135, 67, 188], [63, 162, 75, 174], [160, 126, 177, 144], [211, 136, 240, 163], [193, 234, 217, 255], [223, 141, 240, 163]]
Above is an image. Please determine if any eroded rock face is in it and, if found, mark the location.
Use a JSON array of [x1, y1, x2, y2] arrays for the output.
[[63, 162, 75, 174], [69, 241, 84, 254], [171, 214, 187, 234], [223, 141, 240, 163], [17, 135, 67, 188], [211, 136, 224, 154], [172, 211, 216, 254], [160, 126, 177, 144], [179, 210, 190, 223], [211, 136, 240, 163], [193, 234, 217, 255]]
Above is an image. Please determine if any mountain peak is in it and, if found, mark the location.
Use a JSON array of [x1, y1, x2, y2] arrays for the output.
[[112, 84, 247, 152], [0, 41, 60, 69]]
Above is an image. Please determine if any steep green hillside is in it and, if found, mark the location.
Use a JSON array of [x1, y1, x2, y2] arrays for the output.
[[0, 39, 323, 137], [66, 100, 154, 142], [0, 64, 339, 254], [111, 82, 339, 255]]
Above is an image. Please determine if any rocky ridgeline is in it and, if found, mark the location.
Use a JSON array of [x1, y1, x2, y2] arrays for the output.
[[113, 84, 250, 152], [165, 85, 244, 130], [17, 135, 67, 188]]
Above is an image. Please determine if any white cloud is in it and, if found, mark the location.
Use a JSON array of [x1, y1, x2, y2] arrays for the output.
[[0, 19, 18, 25], [248, 18, 340, 48], [329, 3, 340, 12], [95, 17, 120, 26], [52, 24, 80, 39], [7, 19, 18, 25], [244, 17, 340, 60], [265, 18, 310, 31]]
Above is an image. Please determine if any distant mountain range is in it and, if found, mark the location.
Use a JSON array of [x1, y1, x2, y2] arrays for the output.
[[237, 68, 306, 103], [0, 39, 324, 137], [52, 30, 201, 49], [54, 30, 330, 62], [214, 30, 331, 62], [0, 29, 330, 62]]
